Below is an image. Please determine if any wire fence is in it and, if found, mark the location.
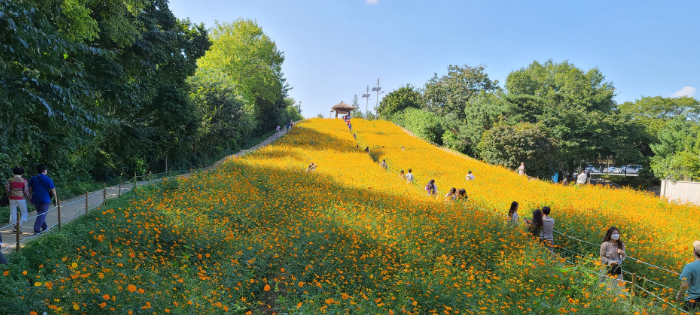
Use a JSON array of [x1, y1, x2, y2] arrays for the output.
[[0, 124, 297, 254]]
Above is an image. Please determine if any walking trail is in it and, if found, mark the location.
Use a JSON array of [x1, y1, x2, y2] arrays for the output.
[[1, 126, 294, 254]]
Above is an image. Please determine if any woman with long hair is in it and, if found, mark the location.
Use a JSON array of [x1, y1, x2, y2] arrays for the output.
[[507, 201, 519, 224], [445, 187, 457, 201], [524, 209, 543, 238], [600, 227, 626, 281], [425, 179, 438, 196]]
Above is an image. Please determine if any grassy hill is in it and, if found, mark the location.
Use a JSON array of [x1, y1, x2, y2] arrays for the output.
[[0, 118, 690, 314]]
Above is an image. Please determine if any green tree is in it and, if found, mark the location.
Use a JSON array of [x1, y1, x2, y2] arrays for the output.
[[650, 118, 700, 180], [377, 84, 423, 119], [424, 64, 500, 121], [618, 96, 700, 136], [477, 122, 558, 179], [198, 19, 289, 132], [391, 108, 444, 144]]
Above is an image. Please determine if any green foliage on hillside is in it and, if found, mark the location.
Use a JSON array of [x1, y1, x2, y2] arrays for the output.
[[477, 122, 559, 178], [391, 108, 444, 145], [377, 84, 423, 119], [0, 0, 297, 195]]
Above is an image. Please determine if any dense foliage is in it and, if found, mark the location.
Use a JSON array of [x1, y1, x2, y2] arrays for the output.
[[390, 108, 444, 144], [477, 122, 558, 178], [0, 0, 297, 196], [386, 60, 662, 179], [376, 84, 423, 119]]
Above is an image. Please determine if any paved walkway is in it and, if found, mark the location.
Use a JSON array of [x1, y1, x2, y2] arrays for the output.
[[1, 125, 294, 253]]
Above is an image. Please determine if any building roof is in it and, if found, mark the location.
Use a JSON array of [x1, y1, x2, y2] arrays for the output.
[[331, 101, 355, 111]]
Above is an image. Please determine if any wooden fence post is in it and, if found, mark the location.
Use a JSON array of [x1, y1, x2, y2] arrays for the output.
[[118, 177, 122, 198], [149, 170, 152, 182], [134, 172, 137, 189], [15, 219, 20, 252], [57, 198, 62, 231], [103, 182, 106, 204], [631, 273, 637, 295], [85, 191, 89, 215]]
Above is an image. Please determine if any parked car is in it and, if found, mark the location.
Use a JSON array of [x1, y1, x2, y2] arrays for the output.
[[622, 165, 642, 174], [584, 165, 602, 173], [606, 167, 618, 173]]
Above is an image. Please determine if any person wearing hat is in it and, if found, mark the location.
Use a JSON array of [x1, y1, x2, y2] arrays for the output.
[[677, 241, 700, 311]]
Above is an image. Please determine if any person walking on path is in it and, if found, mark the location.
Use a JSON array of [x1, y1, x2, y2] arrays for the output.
[[540, 206, 555, 249], [5, 166, 31, 234], [524, 209, 543, 238], [600, 227, 626, 282], [518, 162, 525, 176], [576, 170, 588, 185], [28, 164, 56, 235], [405, 169, 414, 183], [466, 170, 475, 181], [380, 159, 388, 170], [425, 179, 438, 196], [507, 201, 520, 225]]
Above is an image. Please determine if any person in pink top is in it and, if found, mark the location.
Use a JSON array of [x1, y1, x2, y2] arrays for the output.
[[5, 166, 31, 234], [518, 162, 525, 176]]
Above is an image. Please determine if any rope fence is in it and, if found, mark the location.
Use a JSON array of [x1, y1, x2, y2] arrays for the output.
[[0, 125, 297, 254]]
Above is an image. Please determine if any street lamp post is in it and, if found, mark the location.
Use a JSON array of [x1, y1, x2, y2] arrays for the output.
[[372, 79, 382, 117], [362, 85, 371, 118]]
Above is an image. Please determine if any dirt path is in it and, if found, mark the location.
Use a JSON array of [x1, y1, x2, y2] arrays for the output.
[[1, 125, 295, 254]]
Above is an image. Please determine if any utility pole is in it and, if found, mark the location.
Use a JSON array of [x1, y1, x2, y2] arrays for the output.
[[372, 79, 383, 116], [362, 86, 371, 118]]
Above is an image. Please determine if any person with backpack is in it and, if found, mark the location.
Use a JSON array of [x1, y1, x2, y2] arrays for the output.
[[28, 164, 56, 235], [5, 166, 31, 234], [425, 179, 438, 196]]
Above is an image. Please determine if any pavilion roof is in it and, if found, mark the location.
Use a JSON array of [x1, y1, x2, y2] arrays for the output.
[[331, 101, 355, 111]]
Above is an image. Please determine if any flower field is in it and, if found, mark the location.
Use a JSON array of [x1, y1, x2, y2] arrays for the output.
[[0, 118, 694, 314]]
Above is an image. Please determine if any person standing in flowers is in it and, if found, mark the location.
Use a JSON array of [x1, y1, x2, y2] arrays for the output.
[[507, 201, 520, 225], [399, 170, 405, 179], [466, 170, 475, 181], [677, 240, 700, 312], [445, 187, 457, 201], [518, 162, 525, 176], [364, 147, 370, 154], [576, 170, 587, 185], [5, 166, 31, 235], [600, 227, 626, 282], [524, 209, 543, 238], [305, 163, 317, 173], [425, 179, 438, 196], [405, 169, 414, 183], [380, 159, 388, 170], [541, 206, 555, 250]]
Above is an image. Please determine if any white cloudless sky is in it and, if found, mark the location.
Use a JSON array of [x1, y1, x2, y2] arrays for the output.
[[169, 0, 699, 118]]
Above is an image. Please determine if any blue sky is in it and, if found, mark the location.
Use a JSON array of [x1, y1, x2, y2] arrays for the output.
[[169, 0, 699, 118]]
